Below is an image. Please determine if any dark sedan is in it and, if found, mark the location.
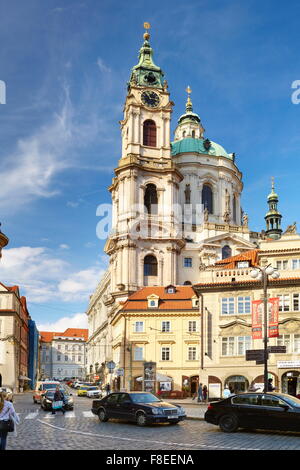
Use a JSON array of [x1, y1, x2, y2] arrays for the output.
[[205, 392, 300, 433], [91, 391, 186, 426], [41, 390, 74, 411]]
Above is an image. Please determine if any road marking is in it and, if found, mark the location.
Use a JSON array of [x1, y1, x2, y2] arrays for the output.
[[37, 419, 260, 450], [82, 411, 94, 418], [65, 411, 76, 418], [25, 411, 39, 420]]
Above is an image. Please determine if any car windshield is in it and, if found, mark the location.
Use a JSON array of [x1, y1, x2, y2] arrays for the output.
[[89, 387, 99, 391], [43, 384, 59, 390], [80, 386, 89, 390], [130, 393, 161, 403]]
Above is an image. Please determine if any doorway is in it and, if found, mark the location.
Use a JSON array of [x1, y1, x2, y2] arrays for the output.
[[282, 371, 300, 396], [190, 376, 199, 397]]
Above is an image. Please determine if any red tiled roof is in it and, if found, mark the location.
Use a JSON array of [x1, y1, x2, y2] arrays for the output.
[[121, 286, 198, 311], [40, 328, 88, 343], [215, 249, 259, 269], [195, 277, 300, 288]]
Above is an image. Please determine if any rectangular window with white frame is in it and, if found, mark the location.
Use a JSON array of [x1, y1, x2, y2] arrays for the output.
[[161, 346, 171, 361], [188, 346, 197, 361], [278, 294, 290, 312], [276, 260, 288, 270], [133, 346, 144, 361], [293, 294, 300, 311], [277, 334, 291, 353], [237, 296, 251, 315], [134, 321, 144, 333], [161, 321, 171, 332], [221, 336, 251, 356], [292, 259, 300, 270], [188, 320, 197, 332], [221, 297, 235, 315]]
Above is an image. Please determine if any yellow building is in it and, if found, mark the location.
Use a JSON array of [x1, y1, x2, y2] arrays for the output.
[[110, 285, 200, 396], [194, 228, 300, 399]]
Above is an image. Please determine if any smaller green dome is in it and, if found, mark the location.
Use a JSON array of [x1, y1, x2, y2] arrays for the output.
[[171, 137, 233, 160]]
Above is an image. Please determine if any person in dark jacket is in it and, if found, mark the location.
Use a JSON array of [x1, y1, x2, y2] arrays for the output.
[[52, 386, 65, 415]]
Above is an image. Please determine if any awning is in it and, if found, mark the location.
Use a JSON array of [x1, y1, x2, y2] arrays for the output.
[[19, 376, 31, 381], [156, 373, 173, 382]]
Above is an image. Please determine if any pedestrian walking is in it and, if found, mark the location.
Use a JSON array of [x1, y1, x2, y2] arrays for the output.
[[197, 383, 203, 403], [52, 386, 65, 415], [223, 385, 231, 399], [105, 383, 111, 396], [0, 391, 20, 450], [266, 378, 275, 392], [202, 385, 208, 402]]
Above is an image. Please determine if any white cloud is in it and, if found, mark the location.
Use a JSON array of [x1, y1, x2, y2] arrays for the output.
[[59, 244, 70, 250], [0, 246, 104, 303], [37, 312, 88, 332], [96, 57, 111, 74]]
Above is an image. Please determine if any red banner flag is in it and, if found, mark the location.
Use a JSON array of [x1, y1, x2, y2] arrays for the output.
[[268, 297, 279, 338], [252, 300, 263, 339]]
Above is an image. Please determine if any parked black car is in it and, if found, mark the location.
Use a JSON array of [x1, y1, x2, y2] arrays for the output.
[[41, 390, 74, 411], [205, 392, 300, 433], [91, 391, 186, 426]]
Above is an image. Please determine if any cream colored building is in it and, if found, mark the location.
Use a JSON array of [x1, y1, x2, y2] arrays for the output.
[[109, 285, 200, 395], [194, 228, 300, 399]]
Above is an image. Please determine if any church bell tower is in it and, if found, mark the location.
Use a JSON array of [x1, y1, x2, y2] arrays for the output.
[[105, 24, 185, 297]]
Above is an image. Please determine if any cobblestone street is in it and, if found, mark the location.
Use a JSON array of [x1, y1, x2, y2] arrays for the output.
[[5, 392, 300, 451]]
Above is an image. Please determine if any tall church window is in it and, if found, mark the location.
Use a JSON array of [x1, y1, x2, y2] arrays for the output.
[[222, 245, 232, 259], [202, 184, 213, 214], [144, 184, 158, 214], [144, 255, 158, 276], [233, 195, 237, 224], [143, 120, 156, 147]]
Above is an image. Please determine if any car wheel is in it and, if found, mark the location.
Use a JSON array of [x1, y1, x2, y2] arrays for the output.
[[219, 414, 239, 433], [136, 412, 147, 427], [98, 408, 108, 422]]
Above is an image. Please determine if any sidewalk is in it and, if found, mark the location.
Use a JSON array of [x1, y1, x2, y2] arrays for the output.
[[169, 398, 208, 420]]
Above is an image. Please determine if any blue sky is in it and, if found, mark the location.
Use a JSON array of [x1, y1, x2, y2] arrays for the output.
[[0, 0, 300, 331]]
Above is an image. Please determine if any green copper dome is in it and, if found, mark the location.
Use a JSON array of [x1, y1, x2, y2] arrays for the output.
[[171, 137, 233, 160]]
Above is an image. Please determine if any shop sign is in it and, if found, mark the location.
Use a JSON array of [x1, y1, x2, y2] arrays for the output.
[[277, 361, 300, 369]]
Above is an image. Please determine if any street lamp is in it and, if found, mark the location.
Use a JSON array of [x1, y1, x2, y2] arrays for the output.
[[250, 265, 280, 392]]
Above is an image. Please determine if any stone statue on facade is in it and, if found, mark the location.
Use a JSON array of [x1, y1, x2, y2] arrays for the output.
[[283, 222, 297, 235], [242, 212, 249, 226]]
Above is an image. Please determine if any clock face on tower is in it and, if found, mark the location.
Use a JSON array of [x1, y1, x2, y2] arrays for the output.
[[141, 91, 160, 108]]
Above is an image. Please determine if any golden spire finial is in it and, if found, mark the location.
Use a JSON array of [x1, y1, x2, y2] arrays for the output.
[[185, 85, 193, 109], [143, 22, 151, 40], [271, 176, 275, 190]]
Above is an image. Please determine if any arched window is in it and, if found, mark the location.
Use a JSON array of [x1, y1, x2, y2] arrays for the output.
[[202, 184, 213, 214], [222, 245, 232, 259], [143, 120, 156, 147], [233, 195, 237, 224], [183, 281, 192, 285], [144, 255, 158, 276], [192, 130, 195, 138], [182, 131, 186, 138], [144, 183, 158, 214]]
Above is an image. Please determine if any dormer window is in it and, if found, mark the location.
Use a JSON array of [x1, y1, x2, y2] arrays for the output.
[[147, 294, 159, 308], [192, 296, 199, 308], [165, 285, 176, 294], [237, 261, 249, 268]]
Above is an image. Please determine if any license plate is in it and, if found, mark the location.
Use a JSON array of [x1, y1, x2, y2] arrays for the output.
[[168, 416, 177, 419]]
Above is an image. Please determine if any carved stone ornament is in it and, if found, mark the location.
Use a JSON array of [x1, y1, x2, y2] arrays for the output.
[[223, 211, 230, 223], [283, 222, 297, 235]]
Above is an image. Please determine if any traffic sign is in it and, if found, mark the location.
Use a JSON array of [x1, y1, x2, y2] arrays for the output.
[[268, 346, 286, 354], [116, 368, 124, 376], [107, 361, 116, 371], [246, 349, 265, 361]]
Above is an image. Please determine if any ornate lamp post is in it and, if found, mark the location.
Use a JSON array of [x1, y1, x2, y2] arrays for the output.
[[250, 265, 280, 392]]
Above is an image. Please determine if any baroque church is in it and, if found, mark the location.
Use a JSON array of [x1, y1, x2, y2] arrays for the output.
[[86, 25, 285, 384]]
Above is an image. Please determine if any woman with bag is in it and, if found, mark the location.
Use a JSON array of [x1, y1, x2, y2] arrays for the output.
[[52, 386, 65, 415], [0, 391, 20, 450]]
